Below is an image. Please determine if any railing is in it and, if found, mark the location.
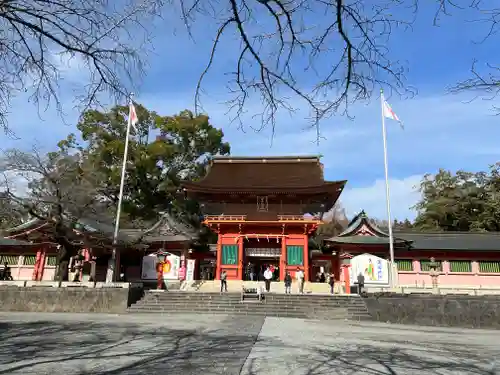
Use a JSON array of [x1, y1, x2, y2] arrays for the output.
[[278, 215, 320, 221], [204, 214, 320, 222], [204, 215, 247, 222]]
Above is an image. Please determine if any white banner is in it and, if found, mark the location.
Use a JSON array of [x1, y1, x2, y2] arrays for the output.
[[186, 259, 195, 281], [350, 253, 389, 285], [163, 254, 180, 280], [141, 253, 181, 280]]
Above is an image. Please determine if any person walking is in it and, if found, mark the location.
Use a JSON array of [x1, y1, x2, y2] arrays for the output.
[[220, 270, 228, 293], [264, 267, 273, 292], [329, 272, 335, 295], [295, 267, 305, 294], [284, 271, 292, 294]]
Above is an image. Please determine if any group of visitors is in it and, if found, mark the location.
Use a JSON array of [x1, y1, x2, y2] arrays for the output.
[[245, 262, 279, 281], [220, 267, 337, 295]]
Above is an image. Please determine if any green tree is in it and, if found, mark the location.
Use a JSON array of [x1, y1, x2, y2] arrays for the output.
[[413, 164, 500, 232], [69, 105, 230, 223]]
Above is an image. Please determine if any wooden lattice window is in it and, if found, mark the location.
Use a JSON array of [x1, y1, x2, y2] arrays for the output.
[[46, 256, 58, 267], [420, 259, 443, 272], [478, 261, 500, 273], [449, 260, 472, 273], [256, 196, 268, 212], [395, 259, 413, 272], [23, 255, 37, 266], [221, 245, 238, 265], [286, 246, 304, 266], [0, 254, 19, 265]]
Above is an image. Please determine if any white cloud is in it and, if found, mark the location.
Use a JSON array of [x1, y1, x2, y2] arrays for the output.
[[340, 175, 423, 220]]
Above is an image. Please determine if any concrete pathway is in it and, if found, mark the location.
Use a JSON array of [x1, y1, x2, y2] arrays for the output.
[[0, 313, 497, 374]]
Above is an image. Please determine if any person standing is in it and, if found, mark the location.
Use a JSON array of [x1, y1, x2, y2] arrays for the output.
[[264, 267, 273, 292], [220, 270, 228, 293], [295, 267, 305, 294], [357, 272, 365, 295], [284, 271, 292, 294], [329, 272, 335, 294]]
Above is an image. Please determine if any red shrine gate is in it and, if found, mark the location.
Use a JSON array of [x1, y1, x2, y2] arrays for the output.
[[182, 155, 346, 281]]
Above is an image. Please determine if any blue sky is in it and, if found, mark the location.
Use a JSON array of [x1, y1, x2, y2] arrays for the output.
[[1, 2, 499, 221]]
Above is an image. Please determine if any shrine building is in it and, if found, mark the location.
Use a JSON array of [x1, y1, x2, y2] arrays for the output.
[[182, 155, 346, 281]]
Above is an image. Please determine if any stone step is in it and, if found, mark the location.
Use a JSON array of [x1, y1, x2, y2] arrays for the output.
[[127, 306, 352, 315], [128, 290, 371, 321], [135, 303, 367, 312], [126, 310, 347, 319], [143, 292, 362, 301], [126, 309, 369, 320], [127, 308, 370, 320]]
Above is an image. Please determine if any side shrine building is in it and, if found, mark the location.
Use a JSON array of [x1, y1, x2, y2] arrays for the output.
[[182, 155, 346, 282]]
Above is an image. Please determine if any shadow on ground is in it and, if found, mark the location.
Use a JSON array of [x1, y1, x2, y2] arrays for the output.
[[0, 317, 496, 375]]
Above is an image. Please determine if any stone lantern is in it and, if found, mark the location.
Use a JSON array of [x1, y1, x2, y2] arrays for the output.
[[428, 257, 439, 291]]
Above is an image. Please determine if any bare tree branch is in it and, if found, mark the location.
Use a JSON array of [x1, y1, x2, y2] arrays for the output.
[[0, 0, 160, 133], [182, 0, 416, 139], [440, 0, 500, 107]]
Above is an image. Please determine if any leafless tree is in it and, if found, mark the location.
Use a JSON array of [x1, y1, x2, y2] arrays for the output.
[[0, 0, 160, 134], [435, 1, 500, 104], [179, 0, 416, 137], [0, 191, 25, 229], [177, 0, 500, 135], [0, 146, 105, 280]]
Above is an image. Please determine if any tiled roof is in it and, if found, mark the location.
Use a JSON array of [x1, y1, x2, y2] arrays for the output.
[[324, 210, 500, 251], [395, 231, 500, 251], [337, 210, 389, 238], [182, 155, 346, 193], [0, 237, 33, 247]]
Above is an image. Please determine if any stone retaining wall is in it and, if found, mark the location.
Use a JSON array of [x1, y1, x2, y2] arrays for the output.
[[0, 286, 144, 313], [364, 293, 500, 329]]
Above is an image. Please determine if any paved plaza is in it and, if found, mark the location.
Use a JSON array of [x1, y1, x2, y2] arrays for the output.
[[0, 313, 498, 374]]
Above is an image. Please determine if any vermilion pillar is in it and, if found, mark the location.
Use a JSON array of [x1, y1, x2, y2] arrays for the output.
[[237, 236, 244, 280], [216, 234, 222, 280], [32, 249, 42, 281], [303, 234, 309, 282], [280, 237, 286, 281], [32, 247, 47, 281]]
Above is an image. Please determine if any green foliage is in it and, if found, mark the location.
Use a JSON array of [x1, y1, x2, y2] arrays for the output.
[[413, 163, 500, 232], [69, 105, 230, 222]]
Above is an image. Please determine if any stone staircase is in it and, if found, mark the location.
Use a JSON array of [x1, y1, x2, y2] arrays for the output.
[[127, 291, 372, 321], [192, 280, 345, 294]]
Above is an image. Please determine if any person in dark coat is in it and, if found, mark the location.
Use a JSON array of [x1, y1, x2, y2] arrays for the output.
[[284, 272, 292, 294], [357, 273, 365, 294], [328, 272, 335, 294]]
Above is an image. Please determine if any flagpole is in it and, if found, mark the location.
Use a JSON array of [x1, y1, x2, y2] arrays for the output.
[[380, 89, 396, 289], [106, 94, 134, 283]]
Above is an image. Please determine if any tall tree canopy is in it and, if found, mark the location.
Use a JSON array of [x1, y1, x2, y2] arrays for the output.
[[413, 163, 500, 232], [64, 105, 230, 222]]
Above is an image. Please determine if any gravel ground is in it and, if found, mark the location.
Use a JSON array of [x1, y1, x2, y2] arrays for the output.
[[0, 313, 498, 375]]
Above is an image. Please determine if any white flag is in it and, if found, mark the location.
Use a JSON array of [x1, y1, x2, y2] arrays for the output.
[[129, 102, 138, 132], [382, 99, 404, 129]]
